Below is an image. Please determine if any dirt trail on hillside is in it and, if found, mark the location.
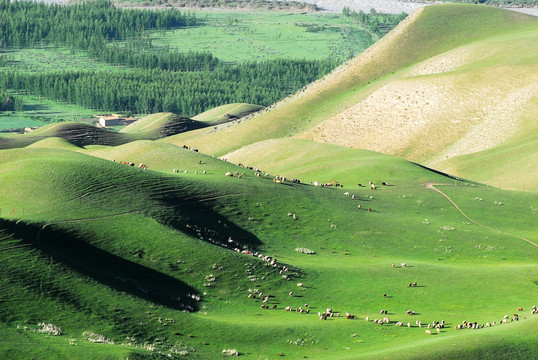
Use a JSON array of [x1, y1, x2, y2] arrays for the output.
[[425, 183, 538, 248]]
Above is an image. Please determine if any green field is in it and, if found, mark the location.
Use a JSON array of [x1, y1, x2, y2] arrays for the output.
[[0, 140, 536, 359], [151, 11, 381, 62], [2, 48, 122, 74], [0, 4, 536, 359]]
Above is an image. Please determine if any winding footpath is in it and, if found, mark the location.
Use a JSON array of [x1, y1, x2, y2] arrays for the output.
[[425, 183, 538, 248]]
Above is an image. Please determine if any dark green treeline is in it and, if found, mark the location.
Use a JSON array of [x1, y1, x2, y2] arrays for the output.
[[0, 0, 397, 116]]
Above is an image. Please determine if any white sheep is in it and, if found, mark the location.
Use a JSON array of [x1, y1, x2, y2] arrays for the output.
[[425, 330, 431, 335]]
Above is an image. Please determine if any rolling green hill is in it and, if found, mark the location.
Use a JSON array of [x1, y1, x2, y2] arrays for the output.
[[0, 114, 209, 150], [0, 144, 536, 359], [192, 103, 264, 125], [161, 4, 538, 191], [1, 4, 537, 359], [120, 112, 209, 137]]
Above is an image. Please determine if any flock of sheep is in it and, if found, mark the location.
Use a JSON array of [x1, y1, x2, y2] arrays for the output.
[[131, 155, 536, 341]]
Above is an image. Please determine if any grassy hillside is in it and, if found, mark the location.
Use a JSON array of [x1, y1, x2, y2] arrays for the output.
[[433, 128, 538, 192], [120, 112, 209, 137], [0, 114, 211, 150], [192, 103, 264, 125], [161, 5, 538, 191], [0, 145, 536, 359], [223, 138, 460, 186]]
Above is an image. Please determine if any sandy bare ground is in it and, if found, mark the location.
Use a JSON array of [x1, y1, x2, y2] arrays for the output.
[[297, 33, 538, 165]]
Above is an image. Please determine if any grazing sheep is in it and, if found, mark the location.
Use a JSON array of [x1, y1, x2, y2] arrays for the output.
[[344, 192, 350, 196], [225, 172, 232, 177], [365, 316, 369, 322], [392, 264, 395, 268], [358, 204, 361, 209], [203, 170, 207, 174], [351, 195, 356, 199], [297, 283, 304, 288], [407, 322, 411, 328], [517, 307, 523, 311], [425, 330, 431, 335], [401, 263, 407, 267], [184, 170, 188, 173], [285, 306, 292, 311]]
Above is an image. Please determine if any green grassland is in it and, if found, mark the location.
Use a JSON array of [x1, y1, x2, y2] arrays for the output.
[[0, 114, 212, 149], [2, 48, 122, 74], [0, 139, 536, 359], [151, 11, 378, 62], [0, 4, 537, 359], [434, 129, 538, 192], [0, 116, 45, 132]]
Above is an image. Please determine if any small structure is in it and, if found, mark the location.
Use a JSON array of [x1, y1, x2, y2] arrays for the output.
[[96, 114, 136, 127]]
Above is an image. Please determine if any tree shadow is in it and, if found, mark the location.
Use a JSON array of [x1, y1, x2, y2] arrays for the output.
[[5, 219, 200, 312], [22, 104, 48, 111]]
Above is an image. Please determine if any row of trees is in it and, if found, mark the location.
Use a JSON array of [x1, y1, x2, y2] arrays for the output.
[[0, 58, 338, 116], [0, 0, 196, 48], [0, 0, 210, 72], [0, 1, 404, 116], [342, 7, 407, 39], [0, 93, 23, 111]]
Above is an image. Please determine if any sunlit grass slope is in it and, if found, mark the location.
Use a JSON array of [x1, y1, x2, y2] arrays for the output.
[[300, 9, 537, 163], [433, 130, 538, 192], [0, 146, 536, 359], [162, 4, 537, 158], [83, 140, 240, 174], [0, 114, 209, 150], [192, 103, 264, 125], [120, 112, 209, 137], [224, 138, 458, 186], [26, 136, 83, 151], [0, 122, 128, 149]]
